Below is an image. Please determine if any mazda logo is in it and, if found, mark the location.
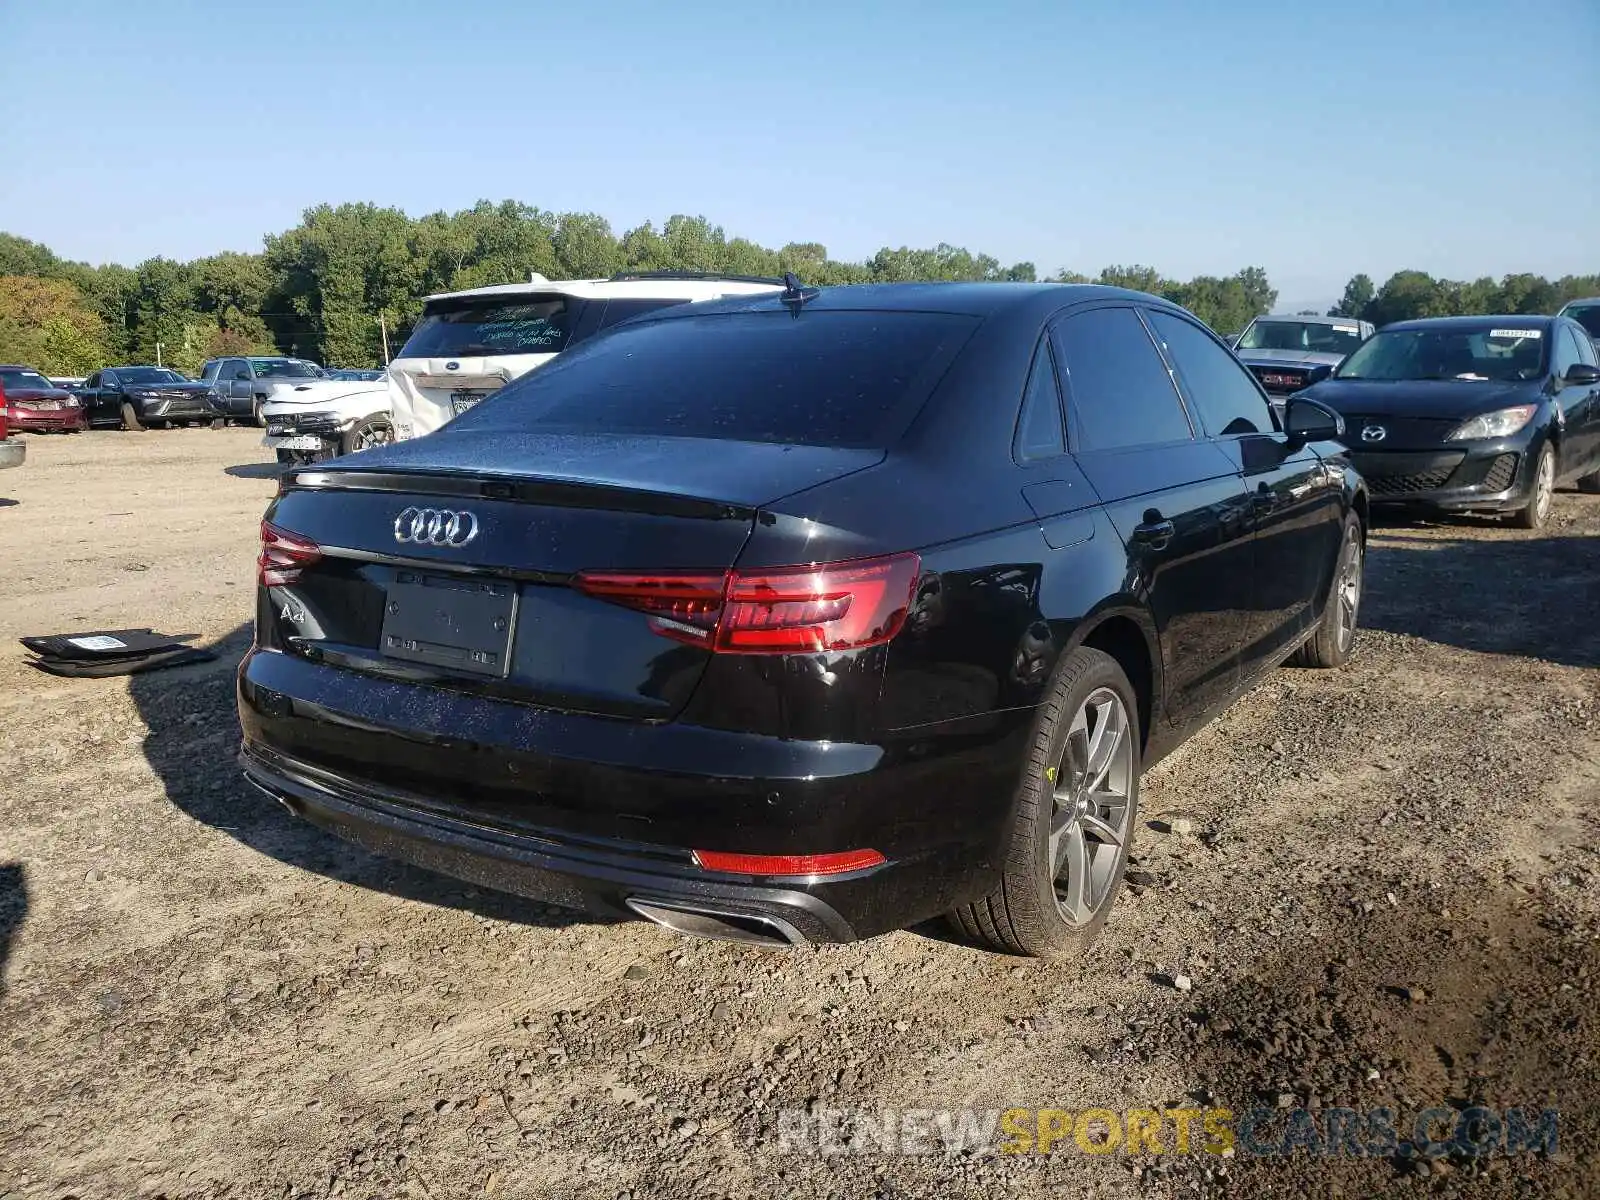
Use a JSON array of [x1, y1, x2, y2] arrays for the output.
[[1360, 424, 1387, 443], [393, 507, 479, 547]]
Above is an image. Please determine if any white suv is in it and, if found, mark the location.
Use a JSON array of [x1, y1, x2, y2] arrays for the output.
[[386, 271, 785, 440]]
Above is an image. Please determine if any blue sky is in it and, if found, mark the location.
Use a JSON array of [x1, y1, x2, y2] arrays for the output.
[[1, 0, 1596, 307]]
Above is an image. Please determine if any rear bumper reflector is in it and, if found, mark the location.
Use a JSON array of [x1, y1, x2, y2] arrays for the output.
[[691, 848, 886, 877]]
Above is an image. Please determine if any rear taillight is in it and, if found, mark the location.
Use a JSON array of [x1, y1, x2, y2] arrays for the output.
[[258, 520, 322, 587], [575, 552, 920, 655]]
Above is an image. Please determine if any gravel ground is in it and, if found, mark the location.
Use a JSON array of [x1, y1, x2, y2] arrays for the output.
[[1, 428, 1597, 1199]]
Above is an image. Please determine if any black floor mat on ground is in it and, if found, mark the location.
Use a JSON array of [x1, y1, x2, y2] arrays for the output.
[[19, 629, 216, 677]]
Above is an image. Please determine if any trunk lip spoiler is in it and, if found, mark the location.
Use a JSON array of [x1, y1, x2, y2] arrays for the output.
[[283, 467, 754, 521]]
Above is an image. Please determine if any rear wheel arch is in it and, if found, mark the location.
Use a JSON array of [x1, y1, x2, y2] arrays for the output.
[[1065, 609, 1159, 755]]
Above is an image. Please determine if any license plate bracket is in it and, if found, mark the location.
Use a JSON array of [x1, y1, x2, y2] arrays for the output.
[[380, 572, 517, 678]]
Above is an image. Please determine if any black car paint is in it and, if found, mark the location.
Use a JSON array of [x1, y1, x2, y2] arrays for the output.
[[1297, 316, 1600, 510], [75, 368, 218, 427], [238, 284, 1364, 942]]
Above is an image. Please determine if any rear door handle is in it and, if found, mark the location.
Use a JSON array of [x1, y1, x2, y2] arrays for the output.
[[1131, 518, 1175, 549]]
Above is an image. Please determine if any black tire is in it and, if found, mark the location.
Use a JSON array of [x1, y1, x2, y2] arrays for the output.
[[1290, 512, 1363, 668], [1512, 442, 1555, 530], [120, 402, 144, 432], [341, 415, 394, 456], [252, 397, 266, 428], [949, 646, 1141, 958], [1576, 470, 1600, 495]]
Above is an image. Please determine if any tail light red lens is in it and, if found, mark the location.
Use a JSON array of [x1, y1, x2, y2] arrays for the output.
[[692, 848, 886, 877], [258, 520, 322, 587], [575, 552, 920, 654]]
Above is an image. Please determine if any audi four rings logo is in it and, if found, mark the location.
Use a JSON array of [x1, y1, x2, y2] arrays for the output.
[[394, 507, 479, 547], [1361, 424, 1387, 443]]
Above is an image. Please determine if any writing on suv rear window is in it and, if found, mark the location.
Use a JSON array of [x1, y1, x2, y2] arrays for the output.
[[400, 297, 574, 358], [449, 310, 979, 448]]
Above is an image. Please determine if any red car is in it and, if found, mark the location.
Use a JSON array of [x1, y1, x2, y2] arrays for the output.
[[0, 365, 87, 433], [0, 378, 24, 468]]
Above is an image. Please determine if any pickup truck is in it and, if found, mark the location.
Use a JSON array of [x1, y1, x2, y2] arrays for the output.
[[199, 356, 335, 425], [1231, 315, 1373, 401]]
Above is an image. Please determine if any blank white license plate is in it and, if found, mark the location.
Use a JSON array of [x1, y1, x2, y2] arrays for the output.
[[269, 435, 324, 450]]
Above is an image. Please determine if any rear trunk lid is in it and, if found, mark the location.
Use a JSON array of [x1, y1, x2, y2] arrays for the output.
[[262, 431, 883, 720]]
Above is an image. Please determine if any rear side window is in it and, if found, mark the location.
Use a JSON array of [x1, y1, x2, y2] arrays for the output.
[[1052, 308, 1192, 451], [451, 310, 979, 449], [399, 296, 574, 358], [1015, 341, 1066, 460], [598, 298, 687, 331], [1147, 311, 1274, 437]]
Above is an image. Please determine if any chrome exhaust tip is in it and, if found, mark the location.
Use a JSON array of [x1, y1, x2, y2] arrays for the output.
[[625, 898, 805, 948]]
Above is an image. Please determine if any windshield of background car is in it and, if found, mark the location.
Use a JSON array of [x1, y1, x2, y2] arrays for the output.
[[447, 310, 980, 449], [0, 369, 56, 390], [250, 359, 323, 379], [1562, 304, 1600, 339], [1237, 320, 1365, 356], [398, 296, 574, 358], [1335, 325, 1549, 382], [119, 368, 186, 384]]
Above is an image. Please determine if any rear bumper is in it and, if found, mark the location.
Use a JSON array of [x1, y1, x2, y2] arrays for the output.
[[236, 648, 1018, 941], [0, 439, 24, 468], [1348, 436, 1536, 511]]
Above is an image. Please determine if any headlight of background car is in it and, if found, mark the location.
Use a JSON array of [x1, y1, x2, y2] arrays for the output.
[[1446, 404, 1537, 441]]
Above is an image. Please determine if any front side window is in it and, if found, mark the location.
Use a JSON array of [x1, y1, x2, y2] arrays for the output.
[[1052, 307, 1192, 451], [1337, 325, 1549, 382], [1015, 340, 1065, 460], [1553, 327, 1582, 379], [200, 361, 219, 380], [399, 296, 575, 358], [1147, 311, 1273, 437]]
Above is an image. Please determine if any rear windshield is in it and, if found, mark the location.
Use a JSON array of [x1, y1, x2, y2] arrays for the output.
[[448, 310, 979, 448], [399, 296, 574, 359]]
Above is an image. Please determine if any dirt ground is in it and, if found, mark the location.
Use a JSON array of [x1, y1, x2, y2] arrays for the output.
[[1, 427, 1597, 1200]]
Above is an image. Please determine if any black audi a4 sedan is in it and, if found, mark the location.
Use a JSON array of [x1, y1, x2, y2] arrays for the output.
[[1294, 315, 1600, 528], [238, 283, 1367, 958]]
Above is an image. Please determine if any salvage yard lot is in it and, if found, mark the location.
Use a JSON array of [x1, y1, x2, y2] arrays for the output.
[[2, 429, 1598, 1199]]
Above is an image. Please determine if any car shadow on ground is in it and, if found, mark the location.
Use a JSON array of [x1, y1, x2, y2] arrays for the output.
[[224, 463, 282, 480], [1363, 530, 1600, 669], [0, 862, 25, 1000], [129, 624, 611, 932], [0, 498, 17, 508]]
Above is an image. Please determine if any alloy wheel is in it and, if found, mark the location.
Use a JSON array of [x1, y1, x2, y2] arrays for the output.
[[1337, 525, 1363, 652], [1048, 687, 1134, 926], [1534, 449, 1554, 525], [355, 424, 393, 452]]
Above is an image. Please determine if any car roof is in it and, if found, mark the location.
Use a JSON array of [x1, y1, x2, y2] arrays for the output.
[[0, 364, 46, 371], [421, 275, 786, 304], [621, 282, 1164, 323], [1380, 315, 1557, 333], [1558, 296, 1600, 308], [1249, 313, 1363, 326]]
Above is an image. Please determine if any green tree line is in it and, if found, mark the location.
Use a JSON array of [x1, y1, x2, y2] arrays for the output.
[[1328, 270, 1600, 326], [0, 200, 1591, 377]]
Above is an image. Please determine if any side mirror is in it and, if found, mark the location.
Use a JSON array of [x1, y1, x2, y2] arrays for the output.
[[1564, 363, 1600, 385], [1284, 395, 1344, 443], [233, 369, 251, 381]]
